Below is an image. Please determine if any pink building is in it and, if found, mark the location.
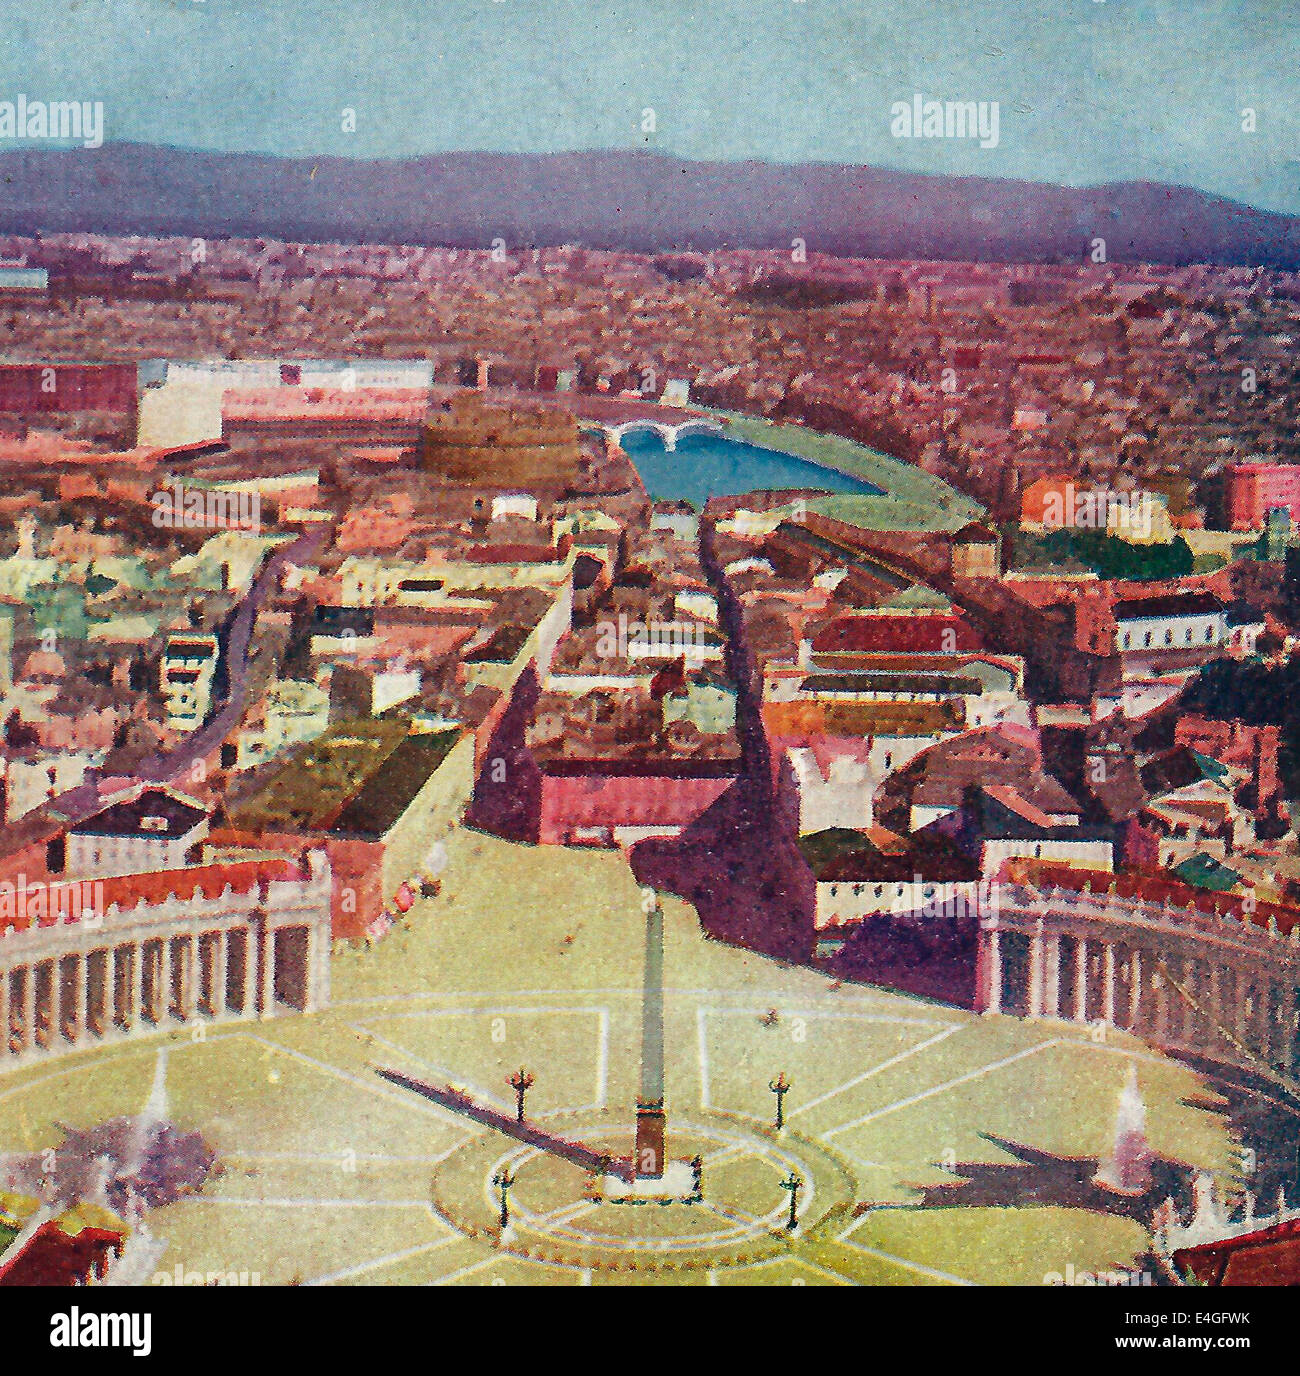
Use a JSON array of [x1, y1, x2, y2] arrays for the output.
[[1225, 462, 1300, 531], [538, 764, 737, 847]]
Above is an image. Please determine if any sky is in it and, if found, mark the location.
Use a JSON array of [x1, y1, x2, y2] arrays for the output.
[[0, 0, 1296, 213]]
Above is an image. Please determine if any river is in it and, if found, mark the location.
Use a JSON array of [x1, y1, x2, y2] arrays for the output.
[[620, 429, 884, 508]]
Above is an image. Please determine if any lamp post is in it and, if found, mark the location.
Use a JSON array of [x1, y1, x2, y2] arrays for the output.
[[769, 1072, 792, 1131], [492, 1167, 516, 1230], [779, 1171, 803, 1232], [507, 1067, 535, 1123]]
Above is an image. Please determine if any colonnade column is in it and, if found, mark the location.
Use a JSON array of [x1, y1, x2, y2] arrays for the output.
[[23, 966, 35, 1052], [1127, 950, 1142, 1030], [1043, 935, 1061, 1019], [183, 937, 200, 1022], [212, 932, 228, 1018], [1073, 939, 1089, 1023], [977, 925, 1002, 1015], [130, 942, 144, 1030], [1028, 932, 1044, 1017], [1102, 944, 1116, 1027], [68, 954, 85, 1045]]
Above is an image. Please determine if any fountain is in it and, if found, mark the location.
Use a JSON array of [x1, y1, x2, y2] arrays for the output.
[[1093, 1064, 1154, 1197]]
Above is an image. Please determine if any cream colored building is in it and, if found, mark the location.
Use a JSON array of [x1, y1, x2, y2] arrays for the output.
[[0, 853, 331, 1068], [236, 679, 330, 770]]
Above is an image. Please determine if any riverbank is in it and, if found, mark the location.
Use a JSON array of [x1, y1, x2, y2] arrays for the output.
[[706, 409, 986, 533]]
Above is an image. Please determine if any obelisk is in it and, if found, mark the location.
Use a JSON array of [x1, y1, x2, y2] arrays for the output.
[[635, 901, 666, 1178]]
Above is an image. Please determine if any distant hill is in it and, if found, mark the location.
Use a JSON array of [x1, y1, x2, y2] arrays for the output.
[[0, 143, 1296, 266]]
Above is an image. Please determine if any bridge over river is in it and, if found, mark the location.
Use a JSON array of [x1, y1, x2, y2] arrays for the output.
[[583, 416, 726, 452]]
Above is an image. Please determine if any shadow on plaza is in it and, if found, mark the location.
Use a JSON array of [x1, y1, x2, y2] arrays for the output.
[[895, 1132, 1196, 1226], [1172, 1052, 1300, 1203], [631, 774, 817, 964], [635, 785, 981, 1003], [824, 915, 978, 1008]]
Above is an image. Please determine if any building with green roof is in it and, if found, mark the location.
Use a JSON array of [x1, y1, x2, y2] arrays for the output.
[[222, 717, 475, 941]]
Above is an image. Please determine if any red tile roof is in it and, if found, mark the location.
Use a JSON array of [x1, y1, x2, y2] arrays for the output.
[[1000, 860, 1300, 937], [811, 613, 983, 655], [98, 858, 303, 911], [0, 858, 304, 935]]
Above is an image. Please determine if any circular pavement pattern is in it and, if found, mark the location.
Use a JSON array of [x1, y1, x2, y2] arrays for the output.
[[430, 1107, 857, 1275]]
